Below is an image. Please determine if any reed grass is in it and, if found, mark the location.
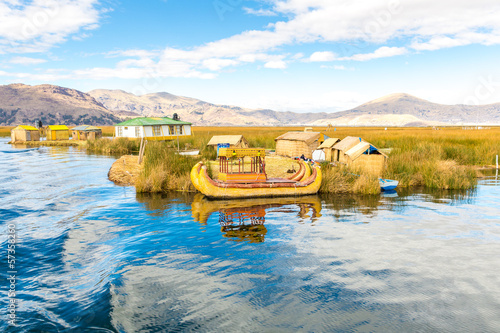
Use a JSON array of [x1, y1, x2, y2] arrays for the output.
[[135, 141, 202, 193], [0, 126, 14, 136], [319, 163, 381, 195], [100, 126, 115, 137], [86, 137, 140, 154]]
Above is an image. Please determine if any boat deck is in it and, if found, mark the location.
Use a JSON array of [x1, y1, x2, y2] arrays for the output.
[[214, 177, 298, 185]]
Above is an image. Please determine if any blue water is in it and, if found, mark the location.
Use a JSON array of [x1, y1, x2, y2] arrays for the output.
[[1, 137, 500, 332]]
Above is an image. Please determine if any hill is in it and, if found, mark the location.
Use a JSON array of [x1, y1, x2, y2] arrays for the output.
[[0, 83, 121, 126], [88, 89, 327, 126], [2, 84, 499, 126], [311, 93, 500, 126]]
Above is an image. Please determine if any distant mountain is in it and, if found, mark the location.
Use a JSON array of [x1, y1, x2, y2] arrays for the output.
[[2, 84, 499, 127], [310, 93, 500, 126], [88, 89, 328, 126], [0, 83, 121, 126]]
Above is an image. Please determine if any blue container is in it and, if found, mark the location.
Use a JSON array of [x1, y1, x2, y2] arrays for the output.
[[217, 143, 230, 157]]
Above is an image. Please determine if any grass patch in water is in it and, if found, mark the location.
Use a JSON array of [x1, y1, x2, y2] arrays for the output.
[[384, 142, 478, 189], [319, 163, 381, 195], [135, 141, 202, 193], [86, 137, 140, 154]]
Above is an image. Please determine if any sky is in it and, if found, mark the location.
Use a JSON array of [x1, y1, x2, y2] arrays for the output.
[[1, 0, 500, 112]]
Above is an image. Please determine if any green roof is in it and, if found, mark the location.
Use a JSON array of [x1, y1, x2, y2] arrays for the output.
[[115, 117, 191, 126]]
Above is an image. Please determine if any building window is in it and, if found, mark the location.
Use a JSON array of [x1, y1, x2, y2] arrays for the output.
[[169, 125, 175, 135], [124, 127, 128, 130], [153, 125, 161, 136], [117, 127, 123, 136], [177, 125, 183, 135], [135, 127, 140, 137]]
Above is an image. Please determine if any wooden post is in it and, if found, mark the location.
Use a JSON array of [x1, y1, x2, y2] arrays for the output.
[[138, 137, 145, 164], [496, 155, 498, 169]]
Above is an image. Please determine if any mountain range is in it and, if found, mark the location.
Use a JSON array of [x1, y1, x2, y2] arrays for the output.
[[1, 83, 499, 126]]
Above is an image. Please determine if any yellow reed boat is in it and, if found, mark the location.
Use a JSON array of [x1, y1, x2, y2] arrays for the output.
[[190, 148, 321, 199]]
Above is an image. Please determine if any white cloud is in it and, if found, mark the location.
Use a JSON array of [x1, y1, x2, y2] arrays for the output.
[[243, 7, 277, 16], [320, 65, 354, 70], [0, 0, 105, 53], [309, 51, 336, 62], [4, 0, 500, 90], [340, 46, 408, 61], [411, 36, 477, 51], [9, 56, 46, 65], [124, 0, 500, 78], [264, 60, 287, 69], [202, 58, 239, 71]]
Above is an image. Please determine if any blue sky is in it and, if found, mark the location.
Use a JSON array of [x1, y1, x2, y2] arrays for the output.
[[1, 0, 500, 112]]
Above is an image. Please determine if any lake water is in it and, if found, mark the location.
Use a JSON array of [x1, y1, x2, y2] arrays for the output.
[[1, 137, 500, 332]]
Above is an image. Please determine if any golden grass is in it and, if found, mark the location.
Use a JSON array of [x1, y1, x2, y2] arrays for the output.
[[108, 155, 142, 185], [135, 141, 201, 193], [100, 126, 115, 137], [189, 126, 500, 191], [9, 140, 85, 147], [0, 126, 14, 136], [319, 164, 381, 195], [86, 137, 141, 154]]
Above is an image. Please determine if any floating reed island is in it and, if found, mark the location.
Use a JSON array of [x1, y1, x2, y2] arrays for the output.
[[5, 125, 498, 194], [102, 125, 500, 195]]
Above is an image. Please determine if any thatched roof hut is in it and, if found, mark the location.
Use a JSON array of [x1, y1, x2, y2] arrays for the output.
[[11, 125, 40, 143], [207, 135, 249, 148], [71, 125, 102, 141], [46, 125, 70, 141], [317, 137, 341, 162], [275, 132, 325, 159], [332, 136, 388, 176]]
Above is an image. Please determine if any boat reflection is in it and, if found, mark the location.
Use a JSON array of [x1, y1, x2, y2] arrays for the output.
[[192, 194, 322, 243], [219, 207, 267, 243]]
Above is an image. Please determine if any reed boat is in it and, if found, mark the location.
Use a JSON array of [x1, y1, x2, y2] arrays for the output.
[[190, 148, 321, 199]]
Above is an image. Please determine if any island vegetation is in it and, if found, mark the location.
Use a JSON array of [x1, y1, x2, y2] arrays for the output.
[[3, 125, 498, 194]]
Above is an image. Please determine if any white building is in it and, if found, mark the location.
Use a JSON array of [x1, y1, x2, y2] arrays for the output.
[[115, 117, 192, 140]]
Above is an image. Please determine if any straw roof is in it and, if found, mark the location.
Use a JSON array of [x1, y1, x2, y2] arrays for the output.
[[72, 125, 101, 131], [275, 132, 321, 145], [332, 136, 364, 152], [13, 125, 38, 131], [207, 135, 248, 146], [336, 136, 387, 160], [345, 142, 371, 160], [318, 137, 341, 149]]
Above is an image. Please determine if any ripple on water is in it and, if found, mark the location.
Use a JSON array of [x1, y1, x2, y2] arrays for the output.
[[1, 138, 500, 332]]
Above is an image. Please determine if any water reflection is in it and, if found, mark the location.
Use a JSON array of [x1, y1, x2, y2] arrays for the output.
[[219, 208, 267, 243], [191, 194, 322, 242], [3, 134, 500, 332]]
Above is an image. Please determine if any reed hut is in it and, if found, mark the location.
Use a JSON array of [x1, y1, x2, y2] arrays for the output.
[[10, 125, 40, 143], [275, 132, 325, 159], [317, 137, 341, 162], [207, 135, 249, 149], [71, 125, 102, 140], [46, 125, 70, 141], [332, 136, 387, 175]]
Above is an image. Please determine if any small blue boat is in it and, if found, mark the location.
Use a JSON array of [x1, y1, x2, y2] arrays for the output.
[[379, 178, 399, 191]]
